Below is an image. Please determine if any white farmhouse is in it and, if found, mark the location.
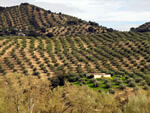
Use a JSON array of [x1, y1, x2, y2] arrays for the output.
[[86, 73, 111, 79]]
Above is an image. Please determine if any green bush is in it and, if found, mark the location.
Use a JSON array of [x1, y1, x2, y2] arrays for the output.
[[144, 75, 150, 85], [87, 74, 94, 79], [93, 81, 101, 87], [105, 83, 112, 88], [46, 32, 54, 37], [119, 84, 126, 90], [68, 77, 78, 82], [108, 88, 115, 94], [143, 85, 149, 90], [128, 81, 136, 87], [135, 77, 143, 83], [116, 80, 122, 85], [89, 78, 96, 83]]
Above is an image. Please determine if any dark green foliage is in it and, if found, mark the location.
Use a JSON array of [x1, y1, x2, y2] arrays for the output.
[[50, 77, 60, 88], [46, 32, 54, 37], [119, 84, 126, 90], [40, 28, 46, 33], [89, 21, 99, 26], [10, 29, 17, 35], [108, 88, 115, 94], [47, 10, 51, 13], [0, 31, 4, 36], [105, 82, 112, 88], [87, 27, 96, 33], [0, 7, 5, 11], [143, 85, 149, 90], [68, 76, 79, 82], [29, 19, 39, 28], [87, 75, 94, 79], [50, 73, 67, 88], [20, 3, 29, 5], [32, 71, 40, 76], [28, 30, 40, 37], [145, 75, 150, 85], [93, 81, 101, 87], [130, 27, 135, 31], [128, 81, 136, 87], [135, 77, 143, 83], [115, 80, 123, 85], [106, 28, 113, 32], [89, 78, 96, 83], [78, 78, 86, 84], [66, 20, 78, 25]]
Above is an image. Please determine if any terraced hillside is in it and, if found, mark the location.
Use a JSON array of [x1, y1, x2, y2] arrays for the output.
[[0, 32, 150, 80], [0, 3, 107, 36]]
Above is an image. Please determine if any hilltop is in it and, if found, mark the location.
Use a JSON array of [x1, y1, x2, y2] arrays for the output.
[[131, 22, 150, 32], [0, 3, 109, 37]]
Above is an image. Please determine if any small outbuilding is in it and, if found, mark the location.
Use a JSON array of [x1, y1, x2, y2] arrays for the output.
[[86, 73, 111, 79]]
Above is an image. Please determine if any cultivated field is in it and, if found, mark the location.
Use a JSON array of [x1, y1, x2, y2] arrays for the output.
[[0, 32, 149, 81]]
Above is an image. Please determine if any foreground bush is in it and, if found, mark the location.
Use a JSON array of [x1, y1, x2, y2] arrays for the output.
[[0, 73, 150, 113], [123, 94, 150, 113]]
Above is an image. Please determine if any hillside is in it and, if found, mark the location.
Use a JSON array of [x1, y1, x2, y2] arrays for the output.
[[0, 32, 150, 78], [1, 2, 150, 113], [0, 3, 108, 37], [131, 22, 150, 32], [0, 3, 149, 92]]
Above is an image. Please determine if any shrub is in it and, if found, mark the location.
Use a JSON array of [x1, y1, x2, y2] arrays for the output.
[[66, 20, 78, 25], [128, 81, 136, 87], [21, 3, 29, 5], [87, 27, 96, 33], [40, 28, 46, 33], [50, 78, 60, 88], [104, 79, 110, 84], [108, 88, 115, 94], [68, 77, 78, 82], [98, 89, 102, 93], [139, 80, 147, 86], [46, 32, 54, 37], [33, 71, 40, 76], [48, 10, 51, 13], [93, 81, 101, 87], [135, 77, 143, 83], [105, 83, 112, 88], [0, 6, 5, 11], [36, 7, 40, 11], [115, 80, 122, 85], [143, 85, 149, 90], [144, 75, 150, 85], [126, 78, 134, 84], [87, 74, 94, 79], [28, 31, 40, 37], [119, 84, 126, 90], [89, 21, 99, 26], [133, 87, 139, 92], [123, 94, 150, 113], [78, 78, 85, 84], [106, 28, 113, 32], [89, 78, 96, 83]]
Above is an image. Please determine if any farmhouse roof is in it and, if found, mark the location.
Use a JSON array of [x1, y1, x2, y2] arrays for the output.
[[87, 73, 109, 75]]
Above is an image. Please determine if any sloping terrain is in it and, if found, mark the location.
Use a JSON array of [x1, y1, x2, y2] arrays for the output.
[[0, 32, 150, 80], [0, 3, 107, 36], [131, 22, 150, 32]]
